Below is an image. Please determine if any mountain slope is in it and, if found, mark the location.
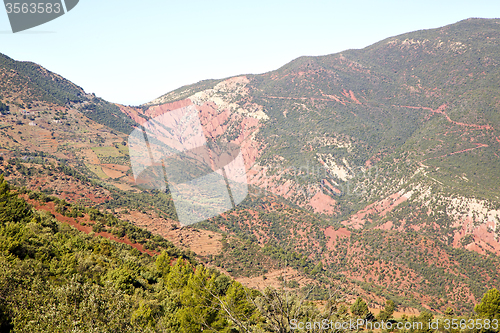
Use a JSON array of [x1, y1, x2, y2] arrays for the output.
[[0, 53, 136, 134], [132, 18, 500, 312], [1, 18, 500, 315]]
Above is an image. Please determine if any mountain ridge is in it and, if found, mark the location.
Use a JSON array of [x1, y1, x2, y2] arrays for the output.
[[130, 17, 500, 312]]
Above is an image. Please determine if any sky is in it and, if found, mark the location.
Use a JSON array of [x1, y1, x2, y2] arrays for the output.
[[0, 0, 499, 106]]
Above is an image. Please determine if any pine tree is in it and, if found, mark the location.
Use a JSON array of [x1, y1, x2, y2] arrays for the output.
[[475, 288, 500, 320], [0, 174, 32, 225], [351, 297, 369, 317], [378, 299, 395, 321]]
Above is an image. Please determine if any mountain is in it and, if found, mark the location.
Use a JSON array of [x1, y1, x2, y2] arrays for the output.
[[1, 17, 500, 317], [0, 53, 136, 134], [133, 18, 500, 312]]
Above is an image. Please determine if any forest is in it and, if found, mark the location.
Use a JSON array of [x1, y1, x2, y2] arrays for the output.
[[0, 174, 498, 332]]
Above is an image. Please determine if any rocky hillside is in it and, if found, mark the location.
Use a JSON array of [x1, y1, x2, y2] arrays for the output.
[[1, 18, 500, 315], [133, 18, 500, 312]]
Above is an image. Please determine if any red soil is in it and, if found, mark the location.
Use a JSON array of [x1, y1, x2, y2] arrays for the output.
[[117, 105, 149, 125], [452, 216, 500, 255], [322, 179, 341, 194], [307, 191, 337, 214], [341, 89, 362, 105], [26, 199, 157, 255], [341, 190, 410, 229], [119, 210, 222, 257], [324, 226, 350, 250]]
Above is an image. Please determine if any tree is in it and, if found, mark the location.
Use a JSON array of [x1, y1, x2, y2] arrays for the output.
[[351, 297, 369, 317], [413, 311, 434, 333], [444, 307, 454, 316], [155, 251, 171, 277], [0, 174, 32, 225], [475, 288, 500, 321], [378, 299, 395, 321]]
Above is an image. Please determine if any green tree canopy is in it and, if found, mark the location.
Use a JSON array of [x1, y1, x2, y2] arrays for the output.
[[351, 297, 369, 317], [378, 299, 395, 321], [475, 288, 500, 320]]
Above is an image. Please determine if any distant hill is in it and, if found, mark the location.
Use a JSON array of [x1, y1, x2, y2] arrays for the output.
[[0, 53, 136, 134]]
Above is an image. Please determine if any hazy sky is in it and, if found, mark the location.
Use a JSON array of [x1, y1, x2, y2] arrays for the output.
[[1, 0, 499, 105]]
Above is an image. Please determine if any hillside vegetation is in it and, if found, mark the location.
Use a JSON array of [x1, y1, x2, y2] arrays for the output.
[[1, 18, 500, 317]]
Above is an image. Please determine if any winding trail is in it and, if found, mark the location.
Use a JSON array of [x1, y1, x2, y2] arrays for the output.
[[395, 104, 495, 131]]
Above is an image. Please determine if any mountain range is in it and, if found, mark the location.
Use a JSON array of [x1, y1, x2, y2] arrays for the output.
[[1, 17, 500, 316]]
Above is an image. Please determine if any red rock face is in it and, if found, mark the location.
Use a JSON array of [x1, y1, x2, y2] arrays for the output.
[[137, 98, 264, 180], [343, 188, 500, 256], [117, 105, 149, 125], [146, 99, 194, 119], [121, 85, 343, 217], [138, 96, 339, 216], [452, 216, 500, 255], [199, 102, 263, 169], [246, 166, 339, 215]]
